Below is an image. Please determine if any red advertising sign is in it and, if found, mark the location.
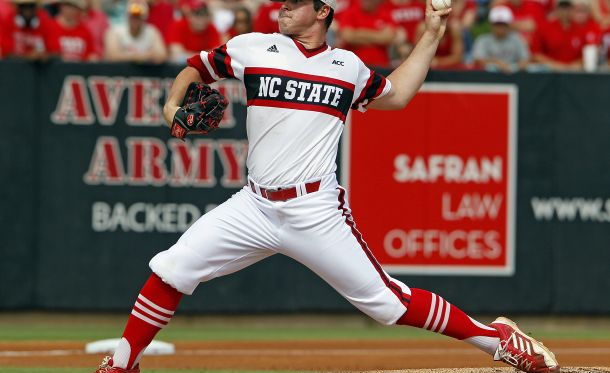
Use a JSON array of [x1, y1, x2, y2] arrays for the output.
[[343, 83, 517, 275]]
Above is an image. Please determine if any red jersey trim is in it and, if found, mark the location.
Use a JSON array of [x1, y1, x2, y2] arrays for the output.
[[374, 76, 387, 98], [290, 37, 329, 58], [354, 70, 375, 105], [244, 67, 355, 91], [207, 50, 222, 78], [352, 71, 386, 109], [210, 44, 235, 78], [247, 98, 347, 122], [221, 44, 235, 78]]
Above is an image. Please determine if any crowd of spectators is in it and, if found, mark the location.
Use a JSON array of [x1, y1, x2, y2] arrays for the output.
[[0, 0, 609, 71]]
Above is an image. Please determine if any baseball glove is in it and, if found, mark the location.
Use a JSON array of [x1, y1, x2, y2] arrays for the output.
[[170, 82, 228, 140]]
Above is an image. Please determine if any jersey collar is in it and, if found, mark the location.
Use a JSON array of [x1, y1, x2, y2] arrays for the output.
[[289, 36, 329, 58]]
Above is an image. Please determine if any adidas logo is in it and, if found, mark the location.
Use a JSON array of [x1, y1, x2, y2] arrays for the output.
[[267, 45, 279, 53]]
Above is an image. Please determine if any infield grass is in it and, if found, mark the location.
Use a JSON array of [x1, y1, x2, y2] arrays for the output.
[[1, 313, 610, 341], [0, 313, 437, 341]]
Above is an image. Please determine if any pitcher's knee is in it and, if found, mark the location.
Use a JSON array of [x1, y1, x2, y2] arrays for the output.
[[149, 243, 211, 295], [357, 298, 409, 326], [367, 306, 407, 325]]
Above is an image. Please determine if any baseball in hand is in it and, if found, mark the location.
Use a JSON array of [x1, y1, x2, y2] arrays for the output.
[[432, 0, 451, 10]]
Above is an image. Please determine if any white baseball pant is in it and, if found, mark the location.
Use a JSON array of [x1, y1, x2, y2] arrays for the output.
[[150, 174, 411, 325]]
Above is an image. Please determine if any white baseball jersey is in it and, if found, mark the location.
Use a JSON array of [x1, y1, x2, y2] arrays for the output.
[[187, 32, 391, 186], [150, 32, 411, 328]]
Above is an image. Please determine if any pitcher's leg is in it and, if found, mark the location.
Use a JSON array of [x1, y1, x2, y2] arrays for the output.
[[396, 288, 500, 354], [150, 188, 280, 295], [111, 273, 182, 370], [281, 186, 499, 353], [280, 186, 410, 325], [99, 188, 279, 372]]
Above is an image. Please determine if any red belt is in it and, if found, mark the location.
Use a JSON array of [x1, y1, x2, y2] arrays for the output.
[[249, 180, 321, 202]]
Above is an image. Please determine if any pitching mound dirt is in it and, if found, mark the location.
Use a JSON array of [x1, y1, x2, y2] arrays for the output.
[[361, 369, 610, 373], [1, 340, 608, 372]]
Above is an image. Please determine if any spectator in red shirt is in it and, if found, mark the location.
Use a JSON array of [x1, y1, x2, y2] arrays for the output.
[[453, 0, 477, 30], [385, 0, 426, 43], [572, 0, 602, 44], [146, 0, 175, 41], [226, 6, 251, 38], [83, 0, 109, 57], [1, 0, 59, 60], [53, 0, 98, 61], [415, 16, 465, 68], [167, 0, 220, 63], [0, 14, 5, 57], [253, 1, 281, 34], [0, 0, 12, 22], [337, 0, 402, 68], [0, 8, 5, 57], [532, 0, 591, 69]]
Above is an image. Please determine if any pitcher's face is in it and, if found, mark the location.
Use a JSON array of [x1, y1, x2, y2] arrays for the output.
[[278, 0, 318, 35]]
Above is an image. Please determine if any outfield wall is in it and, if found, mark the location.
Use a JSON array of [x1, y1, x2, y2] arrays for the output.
[[1, 61, 609, 314]]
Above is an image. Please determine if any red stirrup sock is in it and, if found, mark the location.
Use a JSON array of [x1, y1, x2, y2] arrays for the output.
[[112, 273, 183, 369], [397, 288, 500, 355]]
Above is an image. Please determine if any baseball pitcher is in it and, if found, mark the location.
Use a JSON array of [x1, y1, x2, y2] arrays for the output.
[[93, 0, 559, 372]]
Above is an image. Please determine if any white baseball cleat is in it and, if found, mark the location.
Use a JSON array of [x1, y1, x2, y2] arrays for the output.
[[490, 317, 560, 373]]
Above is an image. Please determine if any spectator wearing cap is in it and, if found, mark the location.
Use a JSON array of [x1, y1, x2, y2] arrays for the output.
[[252, 1, 281, 34], [337, 0, 402, 68], [104, 0, 167, 63], [167, 0, 221, 63], [472, 6, 530, 72], [492, 0, 545, 46], [1, 0, 59, 60], [53, 0, 98, 61], [531, 0, 596, 70]]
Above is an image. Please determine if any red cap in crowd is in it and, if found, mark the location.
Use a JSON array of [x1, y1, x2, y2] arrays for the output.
[[181, 0, 208, 12]]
